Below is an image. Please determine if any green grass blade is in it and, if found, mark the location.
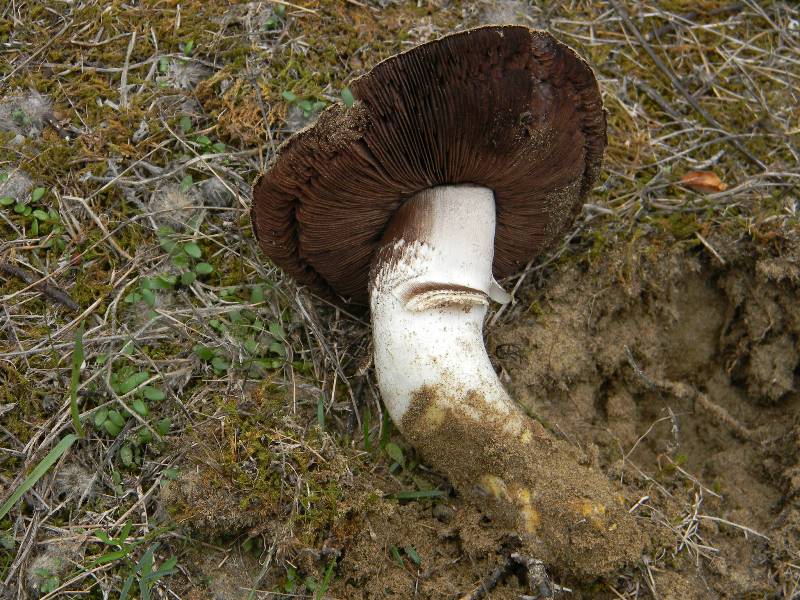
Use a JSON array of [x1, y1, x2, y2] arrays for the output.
[[317, 394, 325, 430], [0, 434, 78, 520], [69, 323, 86, 437], [315, 559, 335, 600], [388, 489, 448, 501]]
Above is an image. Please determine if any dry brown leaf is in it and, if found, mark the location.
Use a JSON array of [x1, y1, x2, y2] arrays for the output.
[[680, 171, 728, 194]]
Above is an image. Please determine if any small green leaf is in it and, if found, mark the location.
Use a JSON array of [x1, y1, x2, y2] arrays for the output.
[[0, 196, 14, 206], [193, 344, 214, 361], [32, 209, 49, 221], [0, 172, 8, 182], [298, 99, 313, 112], [104, 420, 122, 437], [171, 253, 190, 269], [158, 57, 169, 73], [156, 418, 172, 436], [211, 356, 229, 371], [179, 115, 192, 133], [108, 410, 126, 427], [132, 399, 149, 417], [405, 546, 421, 565], [194, 262, 213, 275], [31, 187, 45, 202], [195, 135, 211, 146], [13, 202, 27, 214], [94, 408, 109, 428], [155, 274, 177, 288], [384, 442, 405, 466], [183, 242, 202, 258], [211, 142, 226, 153], [250, 285, 265, 304], [281, 90, 297, 103], [141, 288, 156, 307], [0, 533, 13, 550], [183, 39, 195, 55], [180, 271, 196, 286], [244, 338, 259, 355], [30, 218, 38, 236], [11, 109, 29, 125], [312, 100, 327, 112], [158, 236, 177, 253], [180, 174, 193, 193], [120, 444, 134, 466], [143, 386, 166, 401], [268, 322, 286, 340], [390, 545, 403, 566], [94, 530, 111, 544], [119, 372, 150, 395], [138, 429, 153, 444], [341, 87, 355, 108]]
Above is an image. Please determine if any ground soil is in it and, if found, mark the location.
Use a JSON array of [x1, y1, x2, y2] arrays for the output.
[[176, 236, 800, 599]]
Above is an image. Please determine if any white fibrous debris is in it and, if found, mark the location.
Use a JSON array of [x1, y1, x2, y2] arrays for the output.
[[158, 59, 211, 90], [0, 169, 33, 201], [478, 0, 538, 26], [199, 177, 237, 208], [53, 463, 95, 504], [150, 183, 203, 230], [25, 539, 83, 598], [0, 90, 54, 138]]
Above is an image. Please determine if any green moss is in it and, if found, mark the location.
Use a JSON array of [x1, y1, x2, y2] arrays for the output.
[[663, 212, 701, 241]]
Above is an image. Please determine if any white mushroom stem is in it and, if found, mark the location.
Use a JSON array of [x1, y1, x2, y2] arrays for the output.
[[370, 185, 515, 430], [369, 185, 642, 575]]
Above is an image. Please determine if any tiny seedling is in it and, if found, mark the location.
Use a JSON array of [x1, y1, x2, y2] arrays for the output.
[[179, 115, 192, 134], [193, 305, 289, 376], [11, 108, 31, 126], [0, 185, 67, 250], [282, 89, 327, 119], [32, 568, 60, 594], [126, 229, 215, 307], [341, 87, 355, 108], [92, 526, 177, 600]]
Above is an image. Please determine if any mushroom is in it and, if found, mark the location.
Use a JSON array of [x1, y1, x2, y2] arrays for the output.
[[252, 26, 643, 575]]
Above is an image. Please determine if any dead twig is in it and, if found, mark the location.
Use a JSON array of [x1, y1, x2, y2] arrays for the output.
[[0, 259, 79, 312]]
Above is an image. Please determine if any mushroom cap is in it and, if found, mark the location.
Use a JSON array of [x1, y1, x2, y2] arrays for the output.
[[251, 25, 606, 305]]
